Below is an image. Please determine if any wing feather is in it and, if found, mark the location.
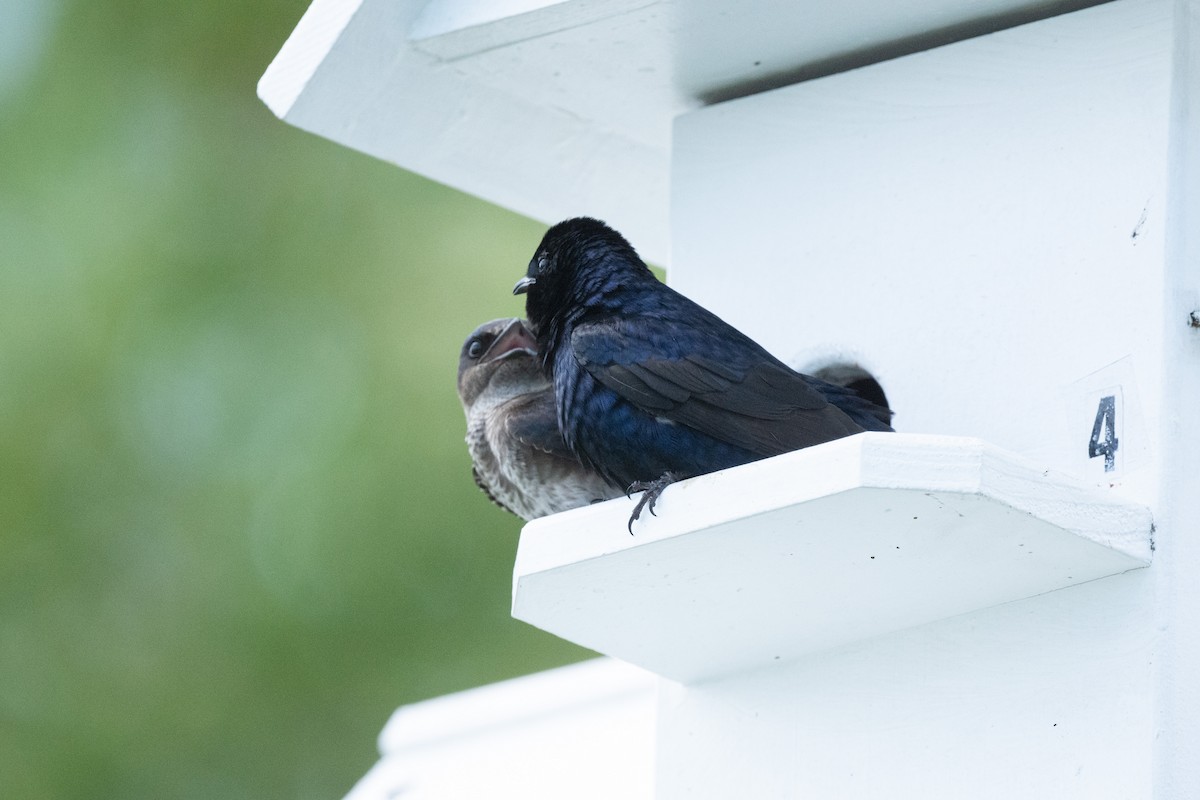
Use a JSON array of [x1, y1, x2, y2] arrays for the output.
[[500, 391, 575, 461], [571, 320, 862, 456]]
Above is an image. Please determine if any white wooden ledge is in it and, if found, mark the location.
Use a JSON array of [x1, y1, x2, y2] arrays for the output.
[[344, 658, 656, 800], [512, 433, 1153, 683]]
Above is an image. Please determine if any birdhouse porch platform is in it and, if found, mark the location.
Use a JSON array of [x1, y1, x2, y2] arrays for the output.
[[512, 433, 1151, 684]]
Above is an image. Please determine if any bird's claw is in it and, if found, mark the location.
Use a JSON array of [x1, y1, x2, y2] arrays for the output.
[[625, 479, 652, 499], [625, 472, 679, 535]]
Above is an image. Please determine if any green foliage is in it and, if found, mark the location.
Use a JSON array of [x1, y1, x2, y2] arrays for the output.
[[0, 2, 591, 798]]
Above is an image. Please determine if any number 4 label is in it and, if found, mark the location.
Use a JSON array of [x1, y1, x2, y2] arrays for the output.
[[1088, 395, 1119, 473], [1067, 358, 1144, 482]]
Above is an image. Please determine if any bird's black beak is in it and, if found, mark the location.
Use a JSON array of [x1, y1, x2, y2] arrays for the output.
[[513, 276, 536, 295]]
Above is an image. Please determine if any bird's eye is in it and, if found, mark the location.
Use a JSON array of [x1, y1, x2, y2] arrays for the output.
[[467, 339, 484, 359]]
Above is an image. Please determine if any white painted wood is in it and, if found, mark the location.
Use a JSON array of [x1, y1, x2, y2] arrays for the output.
[[655, 1, 1192, 797], [257, 0, 363, 118], [671, 0, 1172, 508], [408, 0, 563, 44], [344, 658, 656, 800], [1153, 2, 1200, 797], [511, 433, 1150, 683], [258, 0, 1109, 265], [657, 571, 1155, 799]]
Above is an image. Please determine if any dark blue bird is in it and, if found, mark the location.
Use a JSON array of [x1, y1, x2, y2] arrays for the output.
[[513, 217, 892, 531]]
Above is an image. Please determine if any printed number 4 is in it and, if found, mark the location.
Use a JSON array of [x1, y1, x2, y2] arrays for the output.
[[1088, 395, 1119, 473]]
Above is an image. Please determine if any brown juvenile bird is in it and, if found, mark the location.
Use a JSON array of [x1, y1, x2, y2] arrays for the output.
[[457, 318, 622, 521]]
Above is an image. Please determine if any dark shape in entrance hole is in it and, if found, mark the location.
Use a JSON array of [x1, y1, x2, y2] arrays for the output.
[[811, 363, 890, 419]]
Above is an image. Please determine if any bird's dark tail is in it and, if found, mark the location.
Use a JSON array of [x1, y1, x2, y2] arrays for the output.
[[803, 375, 895, 432]]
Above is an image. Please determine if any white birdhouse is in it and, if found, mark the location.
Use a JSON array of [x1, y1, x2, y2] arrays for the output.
[[261, 0, 1200, 796]]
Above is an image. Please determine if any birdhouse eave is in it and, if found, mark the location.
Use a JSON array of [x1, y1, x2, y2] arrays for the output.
[[258, 0, 1113, 264]]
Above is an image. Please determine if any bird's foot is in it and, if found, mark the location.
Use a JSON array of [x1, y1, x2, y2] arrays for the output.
[[625, 472, 681, 535]]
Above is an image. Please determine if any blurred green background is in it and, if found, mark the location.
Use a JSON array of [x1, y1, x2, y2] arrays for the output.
[[0, 1, 593, 797]]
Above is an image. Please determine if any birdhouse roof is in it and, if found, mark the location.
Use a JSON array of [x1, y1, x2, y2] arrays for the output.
[[258, 0, 1105, 264]]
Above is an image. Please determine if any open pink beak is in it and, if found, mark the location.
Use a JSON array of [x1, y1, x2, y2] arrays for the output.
[[483, 319, 538, 362]]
